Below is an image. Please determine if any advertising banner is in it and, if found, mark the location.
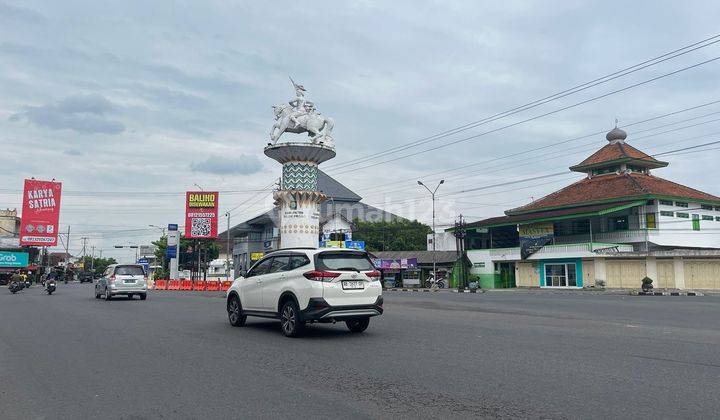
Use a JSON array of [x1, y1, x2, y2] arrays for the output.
[[19, 179, 62, 246], [184, 191, 219, 238], [0, 251, 29, 268], [519, 222, 554, 259], [372, 258, 418, 269]]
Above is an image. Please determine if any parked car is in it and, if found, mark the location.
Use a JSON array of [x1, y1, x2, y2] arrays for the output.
[[95, 264, 148, 301], [226, 248, 383, 337]]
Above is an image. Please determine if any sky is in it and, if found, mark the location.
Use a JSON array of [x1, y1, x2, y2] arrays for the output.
[[2, 1, 720, 263]]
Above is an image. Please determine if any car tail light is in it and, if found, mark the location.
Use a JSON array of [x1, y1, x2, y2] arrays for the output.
[[143, 276, 148, 282], [303, 270, 341, 282], [365, 270, 381, 279], [109, 275, 116, 283]]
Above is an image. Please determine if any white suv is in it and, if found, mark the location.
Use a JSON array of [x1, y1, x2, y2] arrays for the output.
[[225, 248, 383, 337]]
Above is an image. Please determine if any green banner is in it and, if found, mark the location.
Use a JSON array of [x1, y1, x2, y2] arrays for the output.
[[0, 251, 29, 268]]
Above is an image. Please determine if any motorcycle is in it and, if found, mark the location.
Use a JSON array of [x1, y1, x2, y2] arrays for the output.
[[9, 281, 21, 294], [46, 280, 57, 295], [425, 275, 446, 289]]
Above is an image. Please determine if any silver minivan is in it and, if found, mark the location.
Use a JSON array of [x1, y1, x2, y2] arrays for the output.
[[95, 264, 148, 301]]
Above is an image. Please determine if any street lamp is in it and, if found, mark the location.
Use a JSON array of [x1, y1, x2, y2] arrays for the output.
[[417, 179, 444, 286]]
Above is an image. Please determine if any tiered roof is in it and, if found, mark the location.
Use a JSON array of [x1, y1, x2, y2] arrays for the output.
[[463, 126, 720, 228]]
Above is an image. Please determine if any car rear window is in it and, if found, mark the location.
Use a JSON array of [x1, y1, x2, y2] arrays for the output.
[[316, 252, 374, 271], [114, 266, 145, 276]]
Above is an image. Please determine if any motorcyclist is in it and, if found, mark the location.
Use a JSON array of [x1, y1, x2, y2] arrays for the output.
[[9, 270, 22, 288]]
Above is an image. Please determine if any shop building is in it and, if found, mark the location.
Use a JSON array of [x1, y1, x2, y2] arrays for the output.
[[371, 250, 458, 288], [456, 126, 720, 289]]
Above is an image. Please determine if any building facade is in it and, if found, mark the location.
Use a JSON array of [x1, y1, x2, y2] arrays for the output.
[[455, 127, 720, 290]]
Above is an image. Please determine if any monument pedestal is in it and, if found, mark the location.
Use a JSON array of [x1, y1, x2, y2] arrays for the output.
[[264, 142, 336, 249]]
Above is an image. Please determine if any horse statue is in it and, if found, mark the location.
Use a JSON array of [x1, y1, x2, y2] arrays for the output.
[[270, 103, 334, 147]]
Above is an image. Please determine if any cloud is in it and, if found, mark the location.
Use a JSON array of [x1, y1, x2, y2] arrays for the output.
[[63, 149, 84, 156], [13, 94, 125, 134], [0, 2, 46, 24], [190, 154, 264, 175]]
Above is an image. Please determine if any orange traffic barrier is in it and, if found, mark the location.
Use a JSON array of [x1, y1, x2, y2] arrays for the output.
[[168, 280, 180, 290], [193, 281, 206, 291], [206, 281, 220, 291], [180, 280, 193, 291], [221, 281, 232, 291], [155, 279, 167, 290]]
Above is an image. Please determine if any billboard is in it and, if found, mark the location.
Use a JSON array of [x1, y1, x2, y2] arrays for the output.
[[19, 179, 62, 246], [184, 191, 219, 238], [519, 222, 554, 259], [0, 251, 29, 268]]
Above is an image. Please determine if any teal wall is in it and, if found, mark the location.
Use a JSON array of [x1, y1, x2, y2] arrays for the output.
[[538, 258, 583, 287]]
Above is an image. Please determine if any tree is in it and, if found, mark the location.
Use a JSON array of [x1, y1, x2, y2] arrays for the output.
[[152, 235, 220, 278], [79, 256, 117, 275], [351, 219, 431, 252]]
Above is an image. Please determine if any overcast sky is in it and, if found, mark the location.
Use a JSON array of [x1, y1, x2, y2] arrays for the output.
[[2, 1, 720, 262]]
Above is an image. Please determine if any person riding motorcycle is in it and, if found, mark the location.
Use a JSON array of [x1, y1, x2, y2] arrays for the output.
[[8, 270, 22, 288]]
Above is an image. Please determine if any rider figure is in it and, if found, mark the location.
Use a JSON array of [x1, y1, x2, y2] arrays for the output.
[[288, 78, 309, 128]]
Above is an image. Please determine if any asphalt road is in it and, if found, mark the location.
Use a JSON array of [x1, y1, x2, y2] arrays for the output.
[[2, 284, 720, 419]]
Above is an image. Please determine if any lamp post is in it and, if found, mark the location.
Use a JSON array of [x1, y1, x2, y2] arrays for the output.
[[417, 179, 444, 286]]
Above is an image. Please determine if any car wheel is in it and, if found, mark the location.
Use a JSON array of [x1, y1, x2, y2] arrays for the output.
[[127, 294, 133, 300], [105, 289, 112, 301], [227, 295, 246, 327], [346, 317, 370, 333], [140, 293, 147, 301], [280, 300, 304, 337]]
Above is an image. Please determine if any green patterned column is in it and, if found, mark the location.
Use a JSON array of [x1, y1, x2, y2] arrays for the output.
[[282, 162, 318, 191]]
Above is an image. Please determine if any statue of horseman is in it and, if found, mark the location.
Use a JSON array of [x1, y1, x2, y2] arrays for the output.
[[269, 77, 334, 147]]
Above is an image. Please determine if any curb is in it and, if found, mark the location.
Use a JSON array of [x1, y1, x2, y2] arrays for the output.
[[383, 288, 485, 293], [632, 291, 704, 296]]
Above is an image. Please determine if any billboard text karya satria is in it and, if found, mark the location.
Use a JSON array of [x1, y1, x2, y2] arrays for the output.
[[19, 179, 63, 246], [184, 191, 219, 239]]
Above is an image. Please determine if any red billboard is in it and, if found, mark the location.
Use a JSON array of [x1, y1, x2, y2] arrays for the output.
[[184, 191, 219, 239], [19, 179, 63, 246]]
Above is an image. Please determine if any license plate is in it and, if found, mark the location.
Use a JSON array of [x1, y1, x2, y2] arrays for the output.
[[342, 281, 364, 290], [124, 280, 135, 284]]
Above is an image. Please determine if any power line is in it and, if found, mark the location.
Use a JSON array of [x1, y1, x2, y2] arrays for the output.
[[324, 34, 720, 170], [353, 102, 720, 201], [329, 55, 720, 175]]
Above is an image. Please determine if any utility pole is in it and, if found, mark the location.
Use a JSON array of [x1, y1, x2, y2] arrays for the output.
[[225, 212, 231, 281], [63, 225, 71, 275], [81, 237, 88, 268], [90, 245, 95, 271], [418, 179, 445, 285]]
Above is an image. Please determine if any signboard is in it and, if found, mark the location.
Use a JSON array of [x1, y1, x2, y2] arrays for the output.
[[250, 252, 264, 261], [19, 179, 62, 246], [166, 228, 179, 259], [519, 222, 554, 259], [344, 240, 365, 250], [168, 224, 178, 231], [372, 258, 418, 269], [0, 251, 29, 268], [184, 191, 219, 239]]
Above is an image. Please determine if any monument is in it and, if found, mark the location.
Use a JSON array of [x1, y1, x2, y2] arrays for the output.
[[265, 78, 336, 248]]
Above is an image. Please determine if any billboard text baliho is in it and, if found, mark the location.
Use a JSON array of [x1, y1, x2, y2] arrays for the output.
[[184, 191, 219, 239]]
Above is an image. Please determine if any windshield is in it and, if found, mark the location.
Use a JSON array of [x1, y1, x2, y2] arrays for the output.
[[316, 252, 375, 271], [114, 266, 145, 276]]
